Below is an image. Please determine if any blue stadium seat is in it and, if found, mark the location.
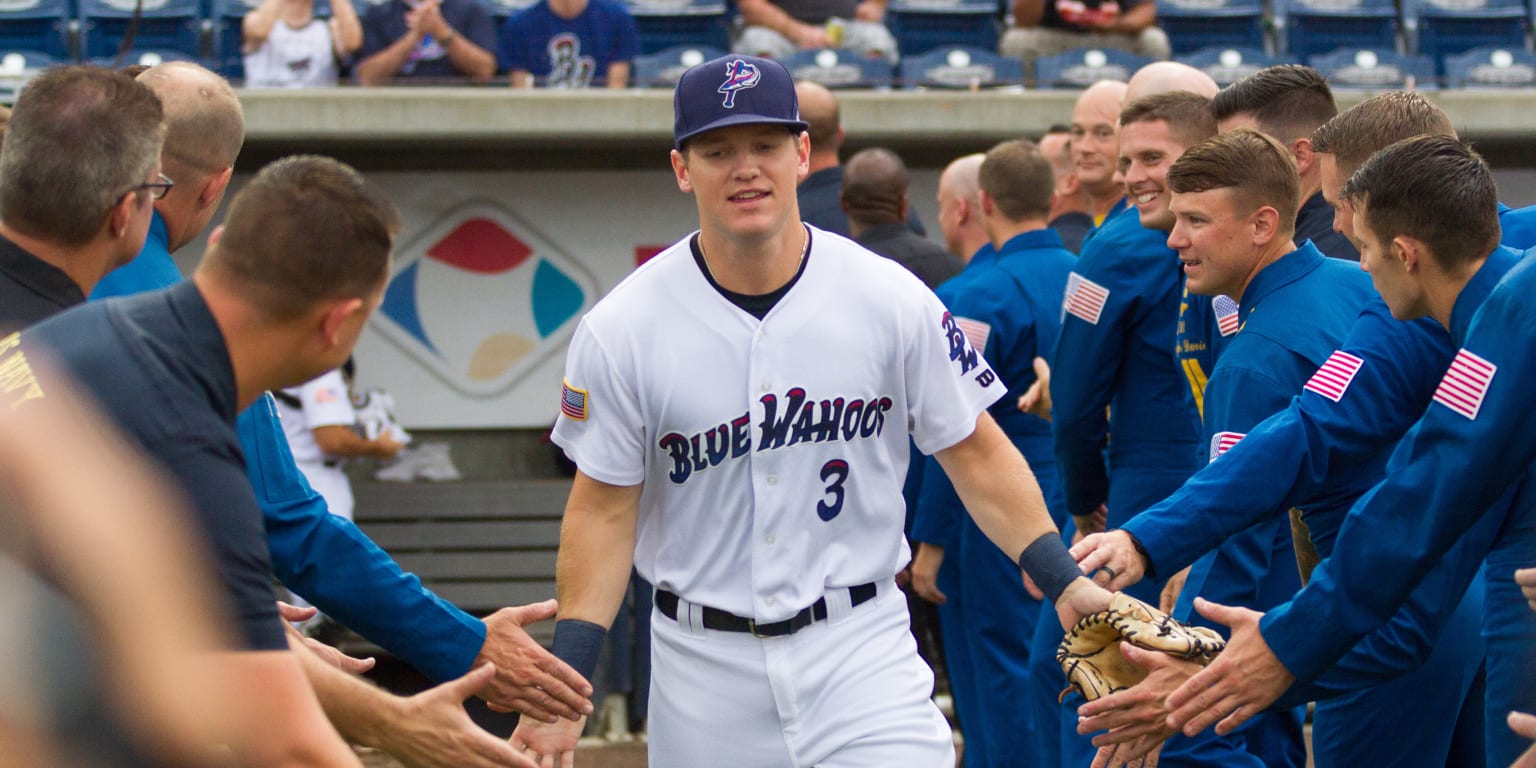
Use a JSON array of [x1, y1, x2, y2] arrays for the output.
[[0, 49, 56, 101], [1309, 46, 1436, 87], [80, 0, 205, 61], [1445, 44, 1536, 86], [0, 0, 72, 60], [1273, 0, 1399, 61], [899, 44, 1021, 87], [212, 0, 332, 79], [1403, 0, 1526, 73], [780, 46, 895, 86], [1034, 46, 1152, 87], [88, 46, 199, 68], [631, 43, 722, 86], [887, 0, 1000, 58], [1176, 45, 1280, 84], [625, 0, 729, 55], [1155, 0, 1266, 55]]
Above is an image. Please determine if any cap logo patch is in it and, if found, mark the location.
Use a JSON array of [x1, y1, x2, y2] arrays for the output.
[[718, 59, 761, 108]]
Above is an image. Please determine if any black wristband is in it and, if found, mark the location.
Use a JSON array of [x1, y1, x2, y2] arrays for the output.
[[1018, 532, 1084, 605], [550, 619, 606, 682]]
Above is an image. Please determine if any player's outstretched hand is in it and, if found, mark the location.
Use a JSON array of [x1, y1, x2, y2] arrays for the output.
[[910, 543, 947, 604], [1072, 530, 1147, 591], [475, 600, 595, 722], [1056, 576, 1114, 631], [1509, 711, 1536, 768], [380, 664, 537, 768], [278, 602, 377, 674], [1078, 643, 1195, 766], [1017, 356, 1054, 421], [1517, 567, 1536, 613], [511, 712, 585, 768], [1165, 598, 1293, 737]]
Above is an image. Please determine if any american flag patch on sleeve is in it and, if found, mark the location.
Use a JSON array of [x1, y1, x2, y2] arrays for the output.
[[1209, 431, 1244, 463], [1432, 349, 1497, 420], [955, 317, 992, 352], [1214, 295, 1240, 336], [1303, 351, 1365, 402], [1064, 273, 1110, 325], [560, 381, 588, 421]]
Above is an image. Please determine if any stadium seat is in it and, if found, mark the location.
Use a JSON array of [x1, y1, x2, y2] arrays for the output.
[[1034, 46, 1152, 87], [0, 0, 72, 61], [88, 46, 199, 69], [212, 0, 332, 79], [1445, 44, 1536, 86], [887, 0, 1000, 58], [0, 49, 58, 101], [1403, 0, 1526, 73], [631, 43, 723, 86], [625, 0, 730, 55], [1155, 0, 1266, 55], [1176, 45, 1280, 85], [80, 0, 205, 62], [899, 44, 1021, 87], [1273, 0, 1399, 61], [780, 47, 895, 87], [1309, 46, 1436, 87]]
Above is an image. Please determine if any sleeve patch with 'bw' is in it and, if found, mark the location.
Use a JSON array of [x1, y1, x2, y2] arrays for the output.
[[1303, 350, 1365, 402], [1064, 273, 1110, 325], [1432, 349, 1497, 420], [1209, 431, 1244, 463]]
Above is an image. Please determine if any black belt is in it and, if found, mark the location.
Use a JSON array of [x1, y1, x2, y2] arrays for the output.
[[655, 583, 878, 638]]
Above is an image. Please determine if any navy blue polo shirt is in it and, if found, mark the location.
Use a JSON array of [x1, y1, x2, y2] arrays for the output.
[[12, 281, 286, 651]]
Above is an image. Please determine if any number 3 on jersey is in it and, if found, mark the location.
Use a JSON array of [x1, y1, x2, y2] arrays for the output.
[[817, 459, 850, 521]]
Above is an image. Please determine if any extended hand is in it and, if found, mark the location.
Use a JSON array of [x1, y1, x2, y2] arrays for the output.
[[1017, 356, 1054, 420], [510, 712, 585, 768], [910, 543, 947, 604], [1165, 598, 1293, 737], [1056, 576, 1114, 630], [475, 600, 595, 722], [381, 664, 538, 768], [1078, 643, 1196, 766], [1071, 529, 1146, 591], [1509, 711, 1536, 768]]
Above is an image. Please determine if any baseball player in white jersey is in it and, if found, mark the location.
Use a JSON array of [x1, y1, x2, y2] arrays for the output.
[[510, 53, 1111, 768]]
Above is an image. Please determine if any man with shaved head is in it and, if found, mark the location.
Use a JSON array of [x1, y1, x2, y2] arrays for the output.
[[840, 147, 958, 288], [1123, 59, 1217, 102], [1068, 80, 1130, 224]]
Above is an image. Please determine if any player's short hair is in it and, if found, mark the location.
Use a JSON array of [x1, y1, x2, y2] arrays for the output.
[[1341, 135, 1499, 270], [1120, 91, 1217, 149], [0, 66, 164, 247], [1168, 129, 1299, 237], [138, 61, 244, 177], [1210, 65, 1336, 144], [1310, 92, 1456, 175], [979, 139, 1054, 222], [206, 156, 398, 321], [841, 147, 908, 226]]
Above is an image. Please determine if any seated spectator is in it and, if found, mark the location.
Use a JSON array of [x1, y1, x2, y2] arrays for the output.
[[354, 0, 496, 84], [242, 0, 362, 88], [1000, 0, 1169, 75], [735, 0, 897, 61], [841, 146, 961, 289], [498, 0, 638, 88]]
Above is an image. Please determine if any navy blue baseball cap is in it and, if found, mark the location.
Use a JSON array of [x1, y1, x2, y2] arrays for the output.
[[673, 54, 810, 149]]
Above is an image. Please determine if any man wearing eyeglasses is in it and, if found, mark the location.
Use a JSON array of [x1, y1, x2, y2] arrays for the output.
[[0, 66, 165, 333]]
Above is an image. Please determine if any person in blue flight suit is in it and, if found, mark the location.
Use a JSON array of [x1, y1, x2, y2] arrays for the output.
[[1137, 135, 1536, 768], [1073, 96, 1536, 768], [1041, 88, 1212, 768], [91, 60, 593, 722], [910, 140, 1075, 768], [907, 151, 991, 763]]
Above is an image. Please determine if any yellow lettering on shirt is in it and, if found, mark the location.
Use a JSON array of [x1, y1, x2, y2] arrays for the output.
[[0, 333, 46, 409]]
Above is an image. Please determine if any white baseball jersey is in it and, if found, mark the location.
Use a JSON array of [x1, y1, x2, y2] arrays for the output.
[[276, 369, 357, 520], [552, 227, 1005, 621]]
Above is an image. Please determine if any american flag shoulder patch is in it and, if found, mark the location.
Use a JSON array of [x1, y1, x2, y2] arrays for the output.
[[1214, 294, 1240, 337], [1432, 349, 1497, 420], [955, 316, 992, 352], [1064, 273, 1110, 325], [1303, 350, 1366, 403], [1209, 431, 1245, 463], [560, 381, 588, 421]]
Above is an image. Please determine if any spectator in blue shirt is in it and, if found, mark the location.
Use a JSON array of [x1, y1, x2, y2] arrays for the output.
[[355, 0, 496, 84], [499, 0, 637, 88]]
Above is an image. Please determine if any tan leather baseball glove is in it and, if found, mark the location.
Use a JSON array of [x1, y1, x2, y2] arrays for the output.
[[1056, 592, 1227, 701]]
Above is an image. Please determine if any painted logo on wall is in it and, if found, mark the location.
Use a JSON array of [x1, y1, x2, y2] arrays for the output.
[[375, 201, 597, 397]]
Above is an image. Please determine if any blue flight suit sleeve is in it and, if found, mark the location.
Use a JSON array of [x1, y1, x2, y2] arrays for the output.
[[1051, 266, 1125, 519], [1125, 304, 1448, 577], [1261, 259, 1536, 681], [242, 396, 486, 682]]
